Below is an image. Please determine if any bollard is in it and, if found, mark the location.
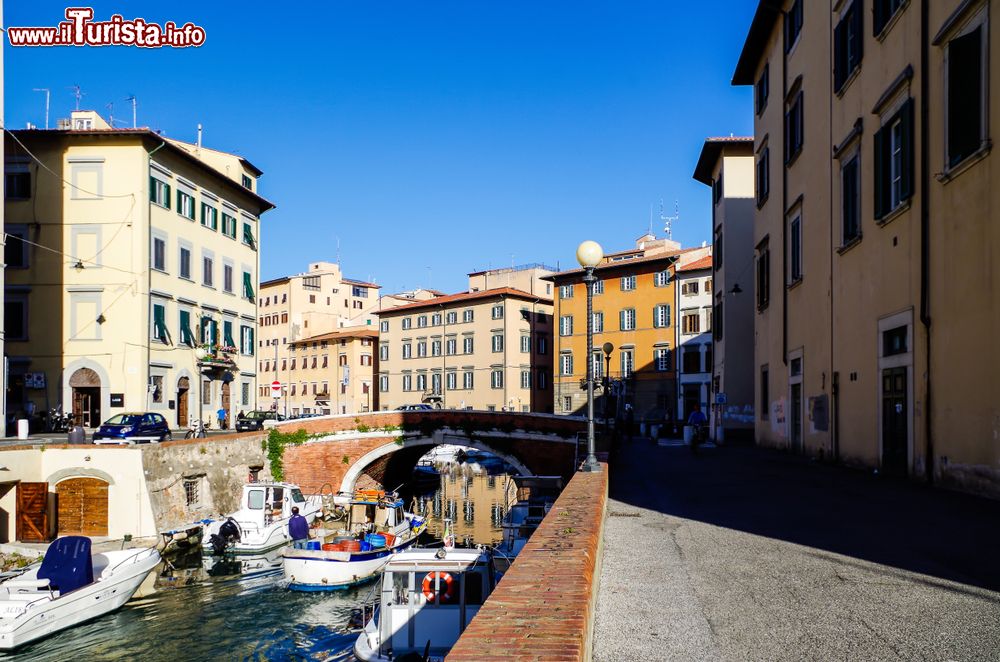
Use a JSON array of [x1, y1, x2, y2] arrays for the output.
[[17, 419, 29, 440]]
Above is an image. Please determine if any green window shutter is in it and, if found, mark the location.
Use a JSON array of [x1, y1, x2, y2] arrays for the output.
[[243, 272, 255, 300], [243, 223, 257, 250], [154, 304, 169, 342], [249, 327, 255, 349], [212, 320, 219, 345], [665, 305, 671, 327], [211, 209, 218, 231], [224, 321, 235, 347], [899, 99, 914, 202], [165, 184, 171, 210], [200, 316, 209, 344], [176, 189, 181, 212], [873, 125, 886, 219], [149, 176, 156, 203], [619, 310, 625, 330], [180, 310, 192, 346]]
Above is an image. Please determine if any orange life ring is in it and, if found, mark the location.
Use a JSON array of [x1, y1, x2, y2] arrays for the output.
[[421, 571, 455, 603]]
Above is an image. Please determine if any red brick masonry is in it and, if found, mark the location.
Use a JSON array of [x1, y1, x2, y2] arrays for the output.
[[447, 464, 609, 662]]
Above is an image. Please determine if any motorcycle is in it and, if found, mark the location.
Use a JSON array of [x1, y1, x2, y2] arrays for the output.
[[47, 407, 73, 433]]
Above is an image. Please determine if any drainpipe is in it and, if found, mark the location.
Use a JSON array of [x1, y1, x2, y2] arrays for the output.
[[439, 302, 447, 409], [919, 0, 933, 483], [781, 9, 789, 368], [146, 140, 166, 417], [828, 4, 836, 462]]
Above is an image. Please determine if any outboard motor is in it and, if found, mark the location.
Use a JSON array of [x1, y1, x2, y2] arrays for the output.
[[208, 518, 242, 556]]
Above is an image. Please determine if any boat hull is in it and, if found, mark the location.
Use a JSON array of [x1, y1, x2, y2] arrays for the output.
[[283, 536, 419, 592], [0, 548, 160, 651]]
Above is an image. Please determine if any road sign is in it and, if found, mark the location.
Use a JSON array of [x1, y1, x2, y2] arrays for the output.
[[271, 380, 282, 396], [715, 393, 727, 405]]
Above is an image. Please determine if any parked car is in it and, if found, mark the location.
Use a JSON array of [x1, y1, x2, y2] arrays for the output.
[[93, 412, 171, 442], [235, 410, 286, 432], [396, 404, 434, 411]]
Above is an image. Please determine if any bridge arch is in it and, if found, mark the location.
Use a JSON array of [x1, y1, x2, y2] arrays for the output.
[[338, 435, 533, 494]]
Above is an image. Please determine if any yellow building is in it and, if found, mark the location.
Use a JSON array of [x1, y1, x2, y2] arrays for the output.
[[4, 111, 273, 431], [377, 265, 554, 412], [734, 1, 1000, 496], [274, 328, 378, 416], [546, 235, 710, 426]]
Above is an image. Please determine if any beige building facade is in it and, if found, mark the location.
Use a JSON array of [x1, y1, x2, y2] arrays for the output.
[[377, 267, 554, 412], [4, 110, 272, 431], [734, 0, 1000, 496]]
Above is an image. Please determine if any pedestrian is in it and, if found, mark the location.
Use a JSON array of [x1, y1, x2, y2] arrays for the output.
[[687, 404, 708, 450], [237, 410, 246, 421], [217, 407, 227, 430], [288, 506, 309, 547]]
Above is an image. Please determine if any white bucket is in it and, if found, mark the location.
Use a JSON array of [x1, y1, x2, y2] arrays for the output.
[[683, 425, 694, 444], [715, 426, 725, 444], [17, 419, 29, 440]]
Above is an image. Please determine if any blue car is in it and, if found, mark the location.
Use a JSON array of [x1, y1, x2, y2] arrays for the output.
[[93, 412, 171, 442]]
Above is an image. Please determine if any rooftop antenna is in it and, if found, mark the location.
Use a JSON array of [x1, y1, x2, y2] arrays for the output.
[[106, 102, 114, 127], [662, 199, 679, 241], [336, 236, 341, 265], [648, 204, 654, 236], [32, 89, 50, 129], [125, 95, 137, 128], [68, 85, 84, 111]]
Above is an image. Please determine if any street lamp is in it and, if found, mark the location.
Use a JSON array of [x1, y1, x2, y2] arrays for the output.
[[577, 240, 603, 473], [194, 346, 208, 428]]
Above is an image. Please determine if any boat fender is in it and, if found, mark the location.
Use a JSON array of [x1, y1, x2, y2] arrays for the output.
[[421, 571, 456, 603]]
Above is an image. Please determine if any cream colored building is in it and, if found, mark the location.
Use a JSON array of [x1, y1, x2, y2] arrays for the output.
[[4, 110, 273, 431], [276, 328, 378, 416], [734, 1, 1000, 496], [377, 266, 555, 412]]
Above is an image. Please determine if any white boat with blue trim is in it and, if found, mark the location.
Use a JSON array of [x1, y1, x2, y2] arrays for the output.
[[282, 490, 425, 591], [202, 481, 321, 557]]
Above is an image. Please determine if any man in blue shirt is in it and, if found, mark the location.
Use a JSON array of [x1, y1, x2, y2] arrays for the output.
[[288, 506, 309, 544], [687, 404, 708, 428]]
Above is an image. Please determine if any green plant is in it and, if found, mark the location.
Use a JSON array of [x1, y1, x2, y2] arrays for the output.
[[264, 428, 311, 481], [342, 455, 350, 464], [356, 423, 371, 433], [199, 446, 207, 455]]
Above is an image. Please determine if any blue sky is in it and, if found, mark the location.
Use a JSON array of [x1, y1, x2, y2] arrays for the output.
[[5, 1, 756, 293]]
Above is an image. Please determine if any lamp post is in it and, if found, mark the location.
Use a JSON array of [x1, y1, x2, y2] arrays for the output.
[[602, 342, 614, 438], [194, 346, 208, 428], [577, 240, 603, 473]]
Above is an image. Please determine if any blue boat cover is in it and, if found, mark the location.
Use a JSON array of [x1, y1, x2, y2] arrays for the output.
[[38, 536, 94, 594]]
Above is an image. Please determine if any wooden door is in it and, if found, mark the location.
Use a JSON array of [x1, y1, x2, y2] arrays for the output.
[[882, 367, 909, 476], [177, 377, 190, 427], [16, 482, 49, 542], [221, 382, 231, 428], [56, 478, 109, 536]]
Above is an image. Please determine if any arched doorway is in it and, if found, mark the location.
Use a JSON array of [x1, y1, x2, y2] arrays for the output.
[[69, 367, 102, 427], [177, 376, 190, 427], [221, 381, 231, 429], [56, 477, 109, 536]]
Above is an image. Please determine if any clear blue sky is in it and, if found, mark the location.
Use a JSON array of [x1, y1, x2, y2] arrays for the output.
[[5, 1, 756, 294]]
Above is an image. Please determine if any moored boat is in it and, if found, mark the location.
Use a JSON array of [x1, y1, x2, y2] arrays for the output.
[[0, 536, 161, 651], [282, 490, 425, 591], [202, 481, 321, 557]]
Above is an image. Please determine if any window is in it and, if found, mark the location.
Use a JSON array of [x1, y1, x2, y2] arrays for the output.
[[563, 396, 573, 413], [446, 311, 458, 324], [242, 222, 257, 250], [221, 212, 237, 239], [492, 304, 504, 319], [417, 315, 428, 328], [682, 281, 699, 296], [380, 375, 389, 392], [537, 335, 548, 355], [619, 308, 636, 331], [380, 320, 389, 332], [683, 347, 702, 373], [760, 366, 769, 420], [242, 174, 253, 190], [152, 236, 166, 272], [755, 63, 769, 115], [560, 315, 574, 336], [682, 311, 700, 334], [713, 301, 724, 341], [756, 146, 770, 206], [431, 340, 442, 356], [946, 16, 987, 168], [874, 100, 914, 219], [200, 316, 218, 345], [785, 0, 803, 50], [5, 168, 30, 200], [446, 338, 457, 355], [491, 370, 503, 389], [463, 372, 474, 389], [201, 203, 218, 231], [521, 370, 532, 389], [4, 296, 27, 341], [179, 310, 195, 346], [463, 337, 474, 354], [789, 216, 802, 282], [4, 226, 28, 268], [560, 353, 574, 377], [492, 334, 503, 352], [380, 344, 389, 360], [834, 2, 863, 93], [416, 374, 427, 391], [756, 239, 771, 311], [402, 374, 412, 391], [446, 372, 457, 390], [242, 382, 251, 406], [431, 313, 442, 326], [560, 285, 574, 299], [240, 325, 254, 355], [620, 350, 634, 378], [538, 369, 548, 390], [177, 191, 195, 220], [150, 177, 170, 208], [620, 275, 636, 291], [402, 343, 412, 359], [352, 285, 368, 298], [183, 479, 199, 506], [873, 0, 906, 36], [713, 174, 723, 204], [841, 154, 861, 245], [785, 92, 804, 164], [705, 280, 712, 293], [883, 325, 908, 356], [463, 309, 474, 322], [714, 226, 724, 270], [654, 271, 669, 287], [417, 341, 427, 358], [592, 312, 604, 333], [223, 264, 234, 293], [520, 335, 531, 353], [402, 318, 412, 330], [654, 304, 671, 329], [591, 352, 603, 379], [655, 347, 671, 372], [179, 246, 191, 279], [152, 302, 168, 342], [243, 272, 255, 301], [203, 255, 214, 287], [591, 280, 604, 295]]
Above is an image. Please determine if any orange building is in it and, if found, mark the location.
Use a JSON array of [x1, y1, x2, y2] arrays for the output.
[[545, 234, 709, 426]]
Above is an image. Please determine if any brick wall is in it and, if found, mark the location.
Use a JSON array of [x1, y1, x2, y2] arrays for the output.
[[448, 464, 609, 661]]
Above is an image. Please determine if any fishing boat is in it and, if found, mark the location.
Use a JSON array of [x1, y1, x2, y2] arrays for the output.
[[0, 536, 160, 651], [202, 481, 321, 556], [282, 490, 426, 591], [353, 545, 498, 662]]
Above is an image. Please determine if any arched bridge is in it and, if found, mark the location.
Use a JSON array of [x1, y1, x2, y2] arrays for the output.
[[271, 410, 586, 494]]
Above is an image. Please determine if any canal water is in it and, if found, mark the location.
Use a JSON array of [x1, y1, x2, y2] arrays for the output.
[[2, 449, 518, 662]]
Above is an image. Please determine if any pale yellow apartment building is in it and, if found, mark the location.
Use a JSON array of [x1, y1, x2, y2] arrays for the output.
[[734, 1, 1000, 496], [377, 265, 554, 412], [4, 110, 273, 431]]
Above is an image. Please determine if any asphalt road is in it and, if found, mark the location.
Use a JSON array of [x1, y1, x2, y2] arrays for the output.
[[593, 440, 1000, 661]]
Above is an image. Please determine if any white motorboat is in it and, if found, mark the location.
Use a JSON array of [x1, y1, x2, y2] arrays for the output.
[[494, 476, 561, 566], [353, 546, 498, 662], [202, 481, 321, 557], [282, 490, 426, 591], [0, 536, 160, 651]]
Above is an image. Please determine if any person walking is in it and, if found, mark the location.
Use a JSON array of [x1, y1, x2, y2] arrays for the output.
[[687, 404, 708, 452], [217, 407, 227, 430], [288, 506, 309, 548]]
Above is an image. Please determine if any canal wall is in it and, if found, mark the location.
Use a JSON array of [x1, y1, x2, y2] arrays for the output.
[[447, 464, 609, 662]]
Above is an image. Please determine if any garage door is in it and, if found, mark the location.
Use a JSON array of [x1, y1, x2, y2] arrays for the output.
[[56, 478, 109, 537]]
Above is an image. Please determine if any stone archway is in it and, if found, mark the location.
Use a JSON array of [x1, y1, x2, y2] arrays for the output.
[[177, 376, 190, 427], [69, 367, 102, 427]]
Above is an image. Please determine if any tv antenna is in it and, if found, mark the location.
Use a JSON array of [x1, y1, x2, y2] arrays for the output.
[[68, 85, 85, 111], [661, 199, 679, 241], [32, 89, 50, 129], [106, 102, 114, 127], [125, 95, 137, 128]]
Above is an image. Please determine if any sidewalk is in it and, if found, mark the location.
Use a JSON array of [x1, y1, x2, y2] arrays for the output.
[[593, 438, 1000, 661]]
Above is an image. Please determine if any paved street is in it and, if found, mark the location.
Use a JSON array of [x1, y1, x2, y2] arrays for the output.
[[594, 439, 1000, 661]]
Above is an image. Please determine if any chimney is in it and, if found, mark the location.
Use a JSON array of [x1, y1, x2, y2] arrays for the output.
[[196, 123, 203, 152]]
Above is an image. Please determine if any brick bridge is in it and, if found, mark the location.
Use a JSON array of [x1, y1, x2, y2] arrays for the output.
[[272, 410, 586, 494]]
